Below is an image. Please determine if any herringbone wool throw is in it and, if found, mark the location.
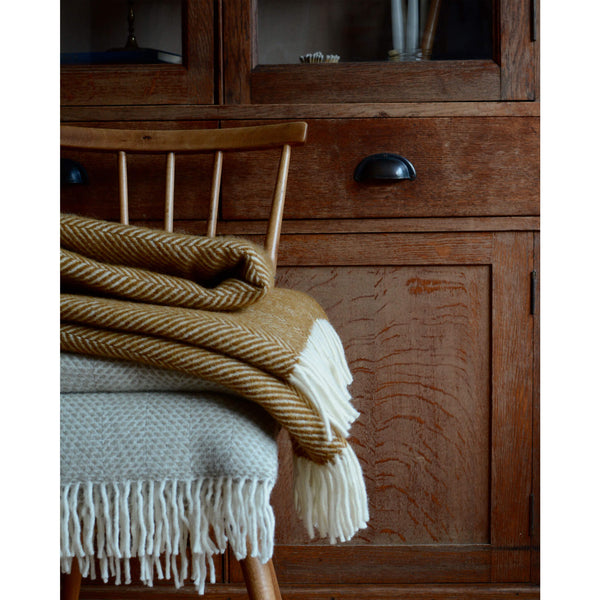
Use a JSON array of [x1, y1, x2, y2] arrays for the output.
[[60, 214, 369, 588]]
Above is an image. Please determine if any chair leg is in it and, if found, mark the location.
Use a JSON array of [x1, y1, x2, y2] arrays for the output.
[[268, 558, 283, 600], [240, 557, 281, 600], [60, 559, 82, 600]]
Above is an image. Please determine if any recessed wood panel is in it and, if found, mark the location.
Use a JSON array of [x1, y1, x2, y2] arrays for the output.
[[272, 265, 491, 546]]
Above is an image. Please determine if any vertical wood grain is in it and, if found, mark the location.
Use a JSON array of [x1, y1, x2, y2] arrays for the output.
[[531, 232, 540, 583], [490, 232, 534, 581], [222, 0, 252, 103], [500, 0, 536, 99]]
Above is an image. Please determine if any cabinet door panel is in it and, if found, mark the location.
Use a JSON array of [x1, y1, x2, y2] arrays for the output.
[[236, 231, 536, 585]]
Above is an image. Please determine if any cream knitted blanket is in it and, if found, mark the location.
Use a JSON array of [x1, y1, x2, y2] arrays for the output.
[[60, 214, 368, 548]]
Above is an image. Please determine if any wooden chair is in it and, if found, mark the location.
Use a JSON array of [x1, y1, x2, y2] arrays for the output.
[[60, 122, 308, 600]]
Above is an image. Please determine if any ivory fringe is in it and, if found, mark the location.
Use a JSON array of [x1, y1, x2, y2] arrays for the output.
[[290, 318, 359, 441], [293, 444, 369, 544], [60, 477, 275, 595]]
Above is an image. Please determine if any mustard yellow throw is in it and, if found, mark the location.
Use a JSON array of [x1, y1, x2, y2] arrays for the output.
[[60, 213, 369, 543]]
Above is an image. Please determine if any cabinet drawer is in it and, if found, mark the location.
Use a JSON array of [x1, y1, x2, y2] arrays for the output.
[[221, 117, 539, 219]]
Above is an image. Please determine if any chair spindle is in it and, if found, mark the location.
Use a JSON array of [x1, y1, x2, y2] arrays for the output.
[[165, 152, 176, 232], [118, 151, 129, 225], [207, 150, 223, 238], [265, 144, 291, 269]]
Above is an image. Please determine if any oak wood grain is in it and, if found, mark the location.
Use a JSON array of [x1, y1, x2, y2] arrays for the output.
[[500, 0, 536, 100], [151, 217, 541, 236], [531, 232, 540, 583], [249, 61, 500, 104], [272, 265, 491, 547], [60, 101, 540, 123], [490, 233, 534, 581], [221, 118, 539, 220]]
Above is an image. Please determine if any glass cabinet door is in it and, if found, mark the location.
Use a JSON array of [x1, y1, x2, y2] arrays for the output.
[[223, 0, 537, 103], [60, 0, 214, 105]]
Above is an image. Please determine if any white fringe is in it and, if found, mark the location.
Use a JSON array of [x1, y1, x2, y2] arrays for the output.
[[293, 444, 369, 544], [289, 318, 359, 441], [60, 477, 275, 595]]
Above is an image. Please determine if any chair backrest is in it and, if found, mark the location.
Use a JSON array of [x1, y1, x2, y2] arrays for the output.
[[60, 122, 308, 268]]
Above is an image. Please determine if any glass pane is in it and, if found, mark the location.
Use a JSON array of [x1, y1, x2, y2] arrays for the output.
[[61, 0, 182, 65], [257, 0, 493, 64]]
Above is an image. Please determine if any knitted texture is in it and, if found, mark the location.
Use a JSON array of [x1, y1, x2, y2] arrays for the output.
[[60, 381, 279, 592], [60, 352, 233, 394], [60, 215, 368, 553], [61, 390, 279, 482]]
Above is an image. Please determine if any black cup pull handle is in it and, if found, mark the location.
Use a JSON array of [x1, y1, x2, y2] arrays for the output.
[[353, 153, 416, 183]]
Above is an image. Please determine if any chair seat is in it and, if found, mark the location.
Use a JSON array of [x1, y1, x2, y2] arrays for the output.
[[60, 354, 279, 593]]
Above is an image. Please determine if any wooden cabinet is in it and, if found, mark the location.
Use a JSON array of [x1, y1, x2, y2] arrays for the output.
[[220, 118, 539, 219], [223, 0, 537, 104], [60, 0, 215, 105], [61, 1, 539, 598]]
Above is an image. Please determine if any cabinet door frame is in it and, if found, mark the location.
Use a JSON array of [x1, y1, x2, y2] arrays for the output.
[[225, 230, 536, 585], [222, 0, 537, 104], [61, 0, 215, 106]]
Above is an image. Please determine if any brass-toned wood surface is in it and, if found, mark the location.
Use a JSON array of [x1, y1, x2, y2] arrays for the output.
[[221, 117, 539, 220]]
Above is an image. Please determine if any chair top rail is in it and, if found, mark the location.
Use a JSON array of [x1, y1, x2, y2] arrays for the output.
[[61, 122, 307, 153]]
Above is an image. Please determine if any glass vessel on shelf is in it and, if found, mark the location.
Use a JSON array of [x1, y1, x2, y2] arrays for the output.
[[257, 0, 492, 65]]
